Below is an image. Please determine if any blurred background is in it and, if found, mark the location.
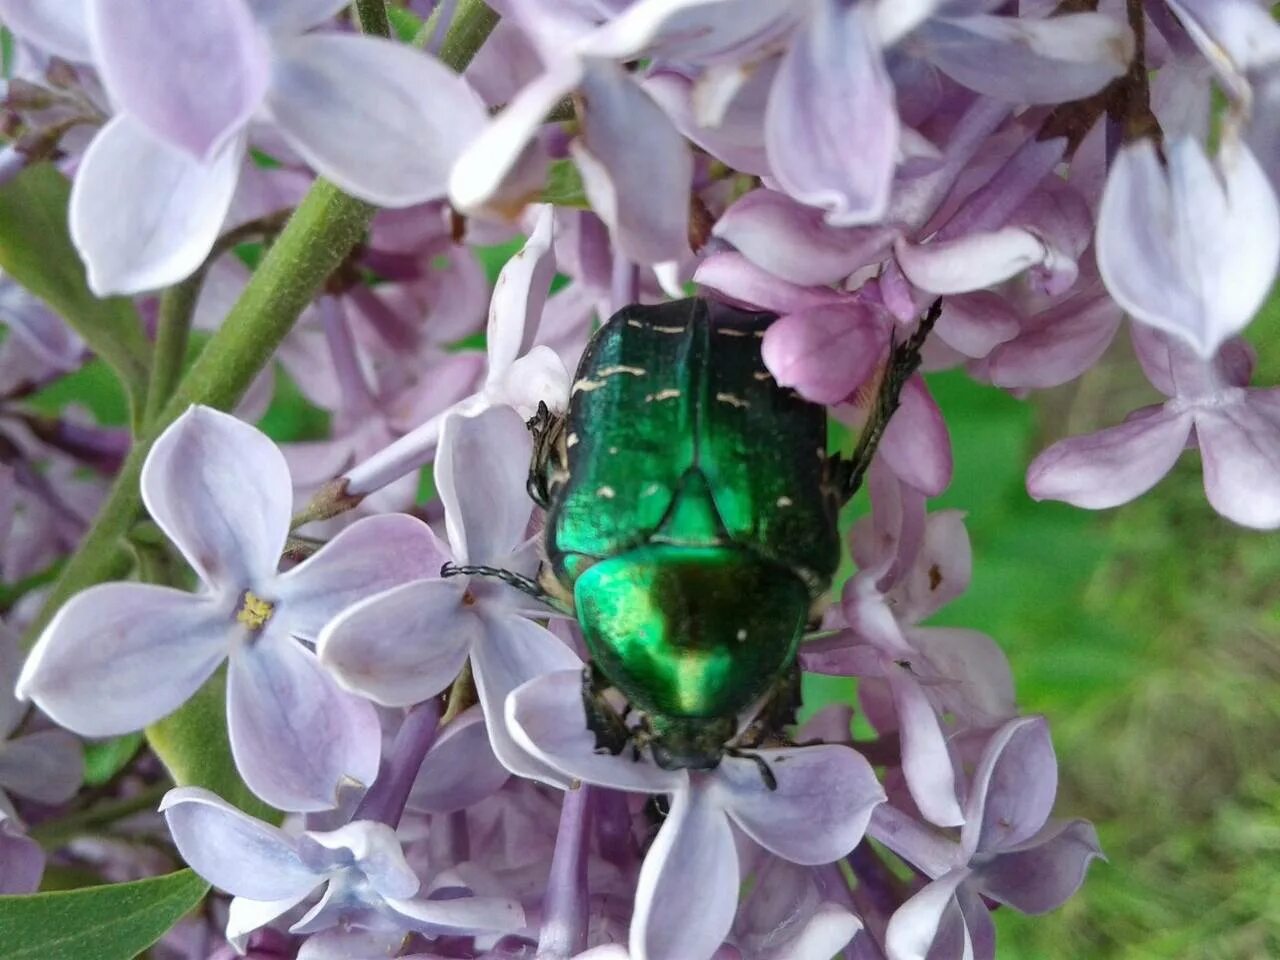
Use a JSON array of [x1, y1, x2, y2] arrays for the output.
[[9, 242, 1279, 960]]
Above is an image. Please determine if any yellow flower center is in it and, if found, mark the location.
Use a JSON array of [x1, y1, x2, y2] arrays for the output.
[[236, 591, 275, 630]]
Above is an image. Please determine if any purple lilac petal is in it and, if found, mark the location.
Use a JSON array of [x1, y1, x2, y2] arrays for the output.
[[889, 667, 964, 828], [228, 637, 381, 812], [630, 783, 738, 960], [895, 227, 1052, 295], [306, 821, 420, 898], [294, 929, 407, 960], [896, 510, 972, 622], [883, 868, 973, 960], [761, 304, 884, 405], [245, 0, 351, 35], [694, 253, 844, 315], [918, 12, 1132, 104], [16, 583, 228, 736], [161, 786, 320, 899], [1025, 408, 1193, 509], [907, 627, 1016, 728], [69, 117, 242, 296], [409, 705, 510, 812], [275, 514, 450, 640], [878, 375, 953, 497], [436, 407, 534, 567], [0, 816, 44, 894], [766, 0, 896, 227], [1096, 136, 1280, 358], [644, 66, 773, 177], [868, 803, 962, 880], [1195, 393, 1280, 529], [385, 893, 526, 938], [141, 406, 291, 592], [962, 716, 1057, 856], [579, 0, 800, 62], [956, 883, 997, 960], [0, 0, 90, 61], [505, 669, 683, 794], [88, 0, 267, 159], [934, 292, 1020, 359], [227, 894, 316, 949], [1166, 0, 1280, 79], [570, 64, 694, 265], [716, 745, 884, 865], [0, 729, 83, 803], [266, 35, 488, 207], [983, 291, 1122, 390], [485, 205, 557, 378], [473, 616, 587, 785], [319, 579, 476, 707], [974, 819, 1104, 914]]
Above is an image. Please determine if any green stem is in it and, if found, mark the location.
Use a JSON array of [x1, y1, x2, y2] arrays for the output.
[[354, 0, 393, 37], [29, 781, 170, 849], [21, 1, 502, 647], [143, 280, 198, 425]]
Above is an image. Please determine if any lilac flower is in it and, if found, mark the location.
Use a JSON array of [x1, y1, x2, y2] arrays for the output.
[[320, 405, 580, 783], [0, 622, 81, 818], [17, 406, 446, 811], [0, 0, 488, 294], [0, 811, 43, 894], [1096, 133, 1279, 359], [871, 717, 1102, 960], [162, 786, 525, 954], [1028, 326, 1280, 529], [507, 670, 886, 960]]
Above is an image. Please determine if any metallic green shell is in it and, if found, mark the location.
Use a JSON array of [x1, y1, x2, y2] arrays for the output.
[[540, 298, 841, 722]]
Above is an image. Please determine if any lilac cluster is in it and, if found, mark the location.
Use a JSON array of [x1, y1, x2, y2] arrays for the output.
[[0, 1, 1276, 960]]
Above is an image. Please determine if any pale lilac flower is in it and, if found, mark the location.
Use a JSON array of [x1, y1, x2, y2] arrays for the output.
[[508, 670, 886, 960], [872, 717, 1102, 960], [804, 463, 1014, 827], [0, 811, 43, 893], [0, 275, 84, 373], [1028, 326, 1280, 529], [0, 0, 488, 294], [17, 406, 445, 811], [408, 705, 511, 815], [0, 622, 81, 819], [162, 786, 525, 953], [1096, 133, 1280, 358], [320, 405, 580, 783]]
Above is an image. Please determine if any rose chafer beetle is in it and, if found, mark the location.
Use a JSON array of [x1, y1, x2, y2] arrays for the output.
[[448, 296, 937, 779]]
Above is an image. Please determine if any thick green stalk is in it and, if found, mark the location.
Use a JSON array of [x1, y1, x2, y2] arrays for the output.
[[354, 0, 393, 37], [143, 278, 199, 425], [24, 1, 502, 644]]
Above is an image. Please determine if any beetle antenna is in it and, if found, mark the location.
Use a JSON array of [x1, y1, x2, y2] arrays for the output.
[[726, 747, 778, 791], [439, 563, 574, 615], [839, 297, 942, 503]]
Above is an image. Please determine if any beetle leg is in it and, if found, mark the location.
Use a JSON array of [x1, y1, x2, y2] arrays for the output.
[[440, 562, 575, 616], [581, 664, 632, 757], [837, 297, 942, 504], [525, 401, 567, 509], [725, 746, 778, 791]]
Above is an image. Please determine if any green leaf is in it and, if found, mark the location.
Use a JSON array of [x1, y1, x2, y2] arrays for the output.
[[0, 870, 208, 960], [146, 666, 279, 823], [540, 159, 592, 209], [0, 165, 151, 424], [83, 733, 143, 787]]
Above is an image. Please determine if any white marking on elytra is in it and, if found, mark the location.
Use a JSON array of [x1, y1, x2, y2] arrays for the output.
[[597, 485, 617, 499], [642, 483, 661, 497], [572, 378, 605, 395], [597, 364, 646, 378], [645, 388, 682, 402], [716, 327, 750, 337], [650, 324, 685, 334], [566, 433, 579, 447], [753, 371, 773, 381], [715, 392, 749, 408], [608, 446, 619, 454], [736, 628, 748, 642], [776, 496, 793, 507]]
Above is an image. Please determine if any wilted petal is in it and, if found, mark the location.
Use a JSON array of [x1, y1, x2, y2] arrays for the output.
[[879, 376, 953, 497], [631, 784, 738, 960], [714, 189, 896, 287], [386, 892, 526, 937], [571, 64, 693, 264], [1195, 392, 1280, 529], [884, 868, 973, 960], [505, 668, 682, 794], [766, 0, 896, 226], [962, 716, 1057, 856], [409, 706, 510, 812], [0, 729, 82, 803], [1096, 136, 1280, 358], [142, 406, 291, 591], [436, 406, 534, 566], [276, 514, 448, 640], [890, 667, 964, 828], [266, 35, 488, 207], [69, 117, 241, 296], [974, 819, 1103, 914], [0, 816, 43, 894], [228, 638, 381, 811], [475, 617, 591, 785], [319, 579, 477, 707], [89, 0, 266, 158], [762, 304, 884, 405], [717, 745, 884, 864], [161, 786, 319, 899], [17, 583, 227, 736], [1026, 408, 1192, 509], [919, 12, 1132, 103], [0, 0, 89, 60]]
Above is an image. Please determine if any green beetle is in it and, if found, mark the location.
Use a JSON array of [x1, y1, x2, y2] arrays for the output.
[[450, 296, 935, 777]]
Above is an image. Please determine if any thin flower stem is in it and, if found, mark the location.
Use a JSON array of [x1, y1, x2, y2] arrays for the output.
[[21, 4, 503, 646], [353, 698, 442, 827], [537, 784, 593, 959], [29, 780, 171, 850], [354, 0, 393, 37]]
